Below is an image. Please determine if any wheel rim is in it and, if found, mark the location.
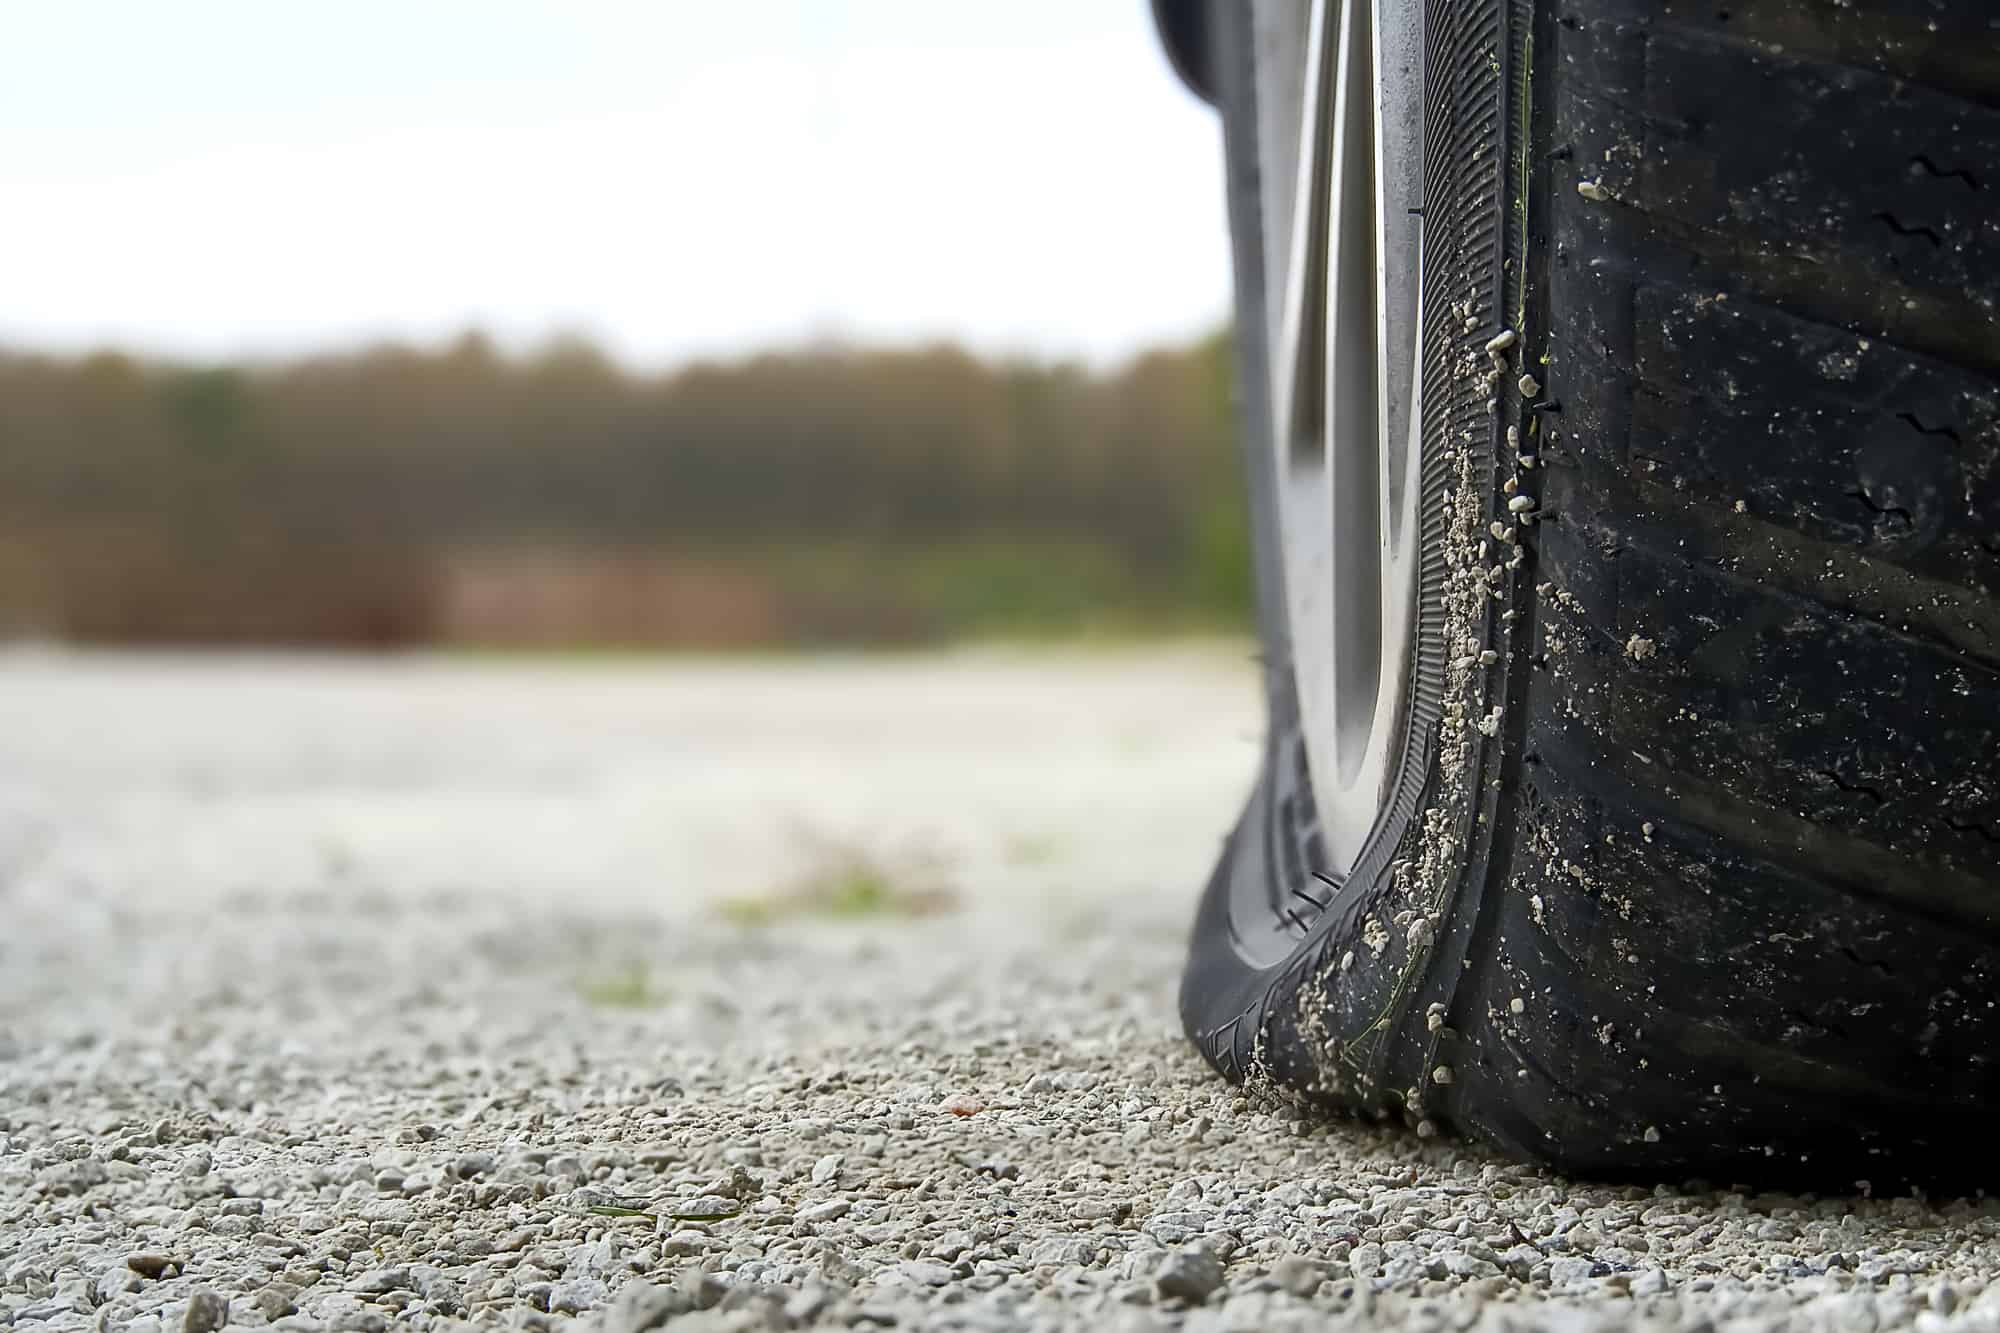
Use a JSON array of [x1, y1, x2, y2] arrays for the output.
[[1271, 0, 1425, 879]]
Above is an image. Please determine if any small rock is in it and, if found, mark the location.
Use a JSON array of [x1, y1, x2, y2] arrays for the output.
[[182, 1288, 230, 1333], [718, 1281, 789, 1322], [1069, 1199, 1124, 1222], [676, 1267, 728, 1311], [1153, 1244, 1224, 1305], [660, 1230, 711, 1257], [1550, 1256, 1598, 1284], [1029, 1236, 1096, 1267], [928, 1230, 975, 1261], [940, 1094, 985, 1116], [666, 1194, 740, 1220], [127, 1254, 177, 1280], [255, 1283, 301, 1320], [42, 1159, 109, 1196], [1444, 1253, 1501, 1279], [1047, 1070, 1100, 1092], [548, 1278, 607, 1314], [568, 1238, 619, 1280], [16, 1296, 92, 1322], [455, 1152, 498, 1179], [713, 1164, 759, 1199], [799, 1199, 851, 1223], [811, 1153, 844, 1185], [899, 1261, 954, 1287], [349, 1266, 411, 1295], [597, 1279, 693, 1333], [784, 1282, 836, 1325], [1142, 1210, 1213, 1246], [816, 1242, 867, 1287], [1349, 1243, 1384, 1280], [1271, 1256, 1323, 1298], [854, 1296, 904, 1327]]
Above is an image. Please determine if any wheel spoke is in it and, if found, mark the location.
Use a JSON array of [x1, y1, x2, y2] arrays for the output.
[[1273, 0, 1334, 455]]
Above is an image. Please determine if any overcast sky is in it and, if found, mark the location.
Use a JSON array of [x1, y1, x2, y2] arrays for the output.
[[1, 1, 1231, 370]]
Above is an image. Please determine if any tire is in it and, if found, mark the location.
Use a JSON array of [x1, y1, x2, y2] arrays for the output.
[[1179, 0, 2000, 1190]]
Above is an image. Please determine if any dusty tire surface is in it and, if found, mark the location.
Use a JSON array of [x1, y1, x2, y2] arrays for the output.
[[1182, 0, 2000, 1189]]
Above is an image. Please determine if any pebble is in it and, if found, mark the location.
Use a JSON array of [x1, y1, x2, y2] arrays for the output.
[[1029, 1236, 1097, 1267], [595, 1280, 691, 1333], [1271, 1256, 1324, 1298], [659, 1230, 712, 1257], [1350, 1243, 1385, 1280], [1551, 1257, 1599, 1285], [348, 1267, 410, 1295], [181, 1288, 229, 1333], [1153, 1244, 1225, 1305], [677, 1268, 728, 1311], [928, 1230, 975, 1260], [455, 1151, 497, 1178], [255, 1284, 301, 1320], [898, 1260, 955, 1286], [126, 1253, 177, 1279]]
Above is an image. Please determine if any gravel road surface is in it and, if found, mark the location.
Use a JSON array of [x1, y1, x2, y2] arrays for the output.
[[2, 649, 1996, 1333]]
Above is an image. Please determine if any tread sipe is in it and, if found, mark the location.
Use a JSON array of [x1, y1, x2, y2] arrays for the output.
[[1180, 0, 2000, 1189]]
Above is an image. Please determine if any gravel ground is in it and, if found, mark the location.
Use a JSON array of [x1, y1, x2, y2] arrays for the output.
[[3, 648, 1997, 1333]]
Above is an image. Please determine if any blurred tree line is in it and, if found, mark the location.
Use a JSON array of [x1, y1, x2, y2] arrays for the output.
[[0, 332, 1250, 648]]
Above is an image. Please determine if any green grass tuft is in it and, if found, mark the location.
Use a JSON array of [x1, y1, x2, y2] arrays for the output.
[[717, 838, 956, 927], [575, 963, 669, 1008]]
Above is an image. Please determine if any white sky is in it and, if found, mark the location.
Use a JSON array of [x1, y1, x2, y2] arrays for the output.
[[0, 1, 1231, 370]]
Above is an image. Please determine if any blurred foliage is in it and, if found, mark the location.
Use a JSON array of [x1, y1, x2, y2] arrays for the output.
[[716, 836, 957, 928], [0, 331, 1251, 648]]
